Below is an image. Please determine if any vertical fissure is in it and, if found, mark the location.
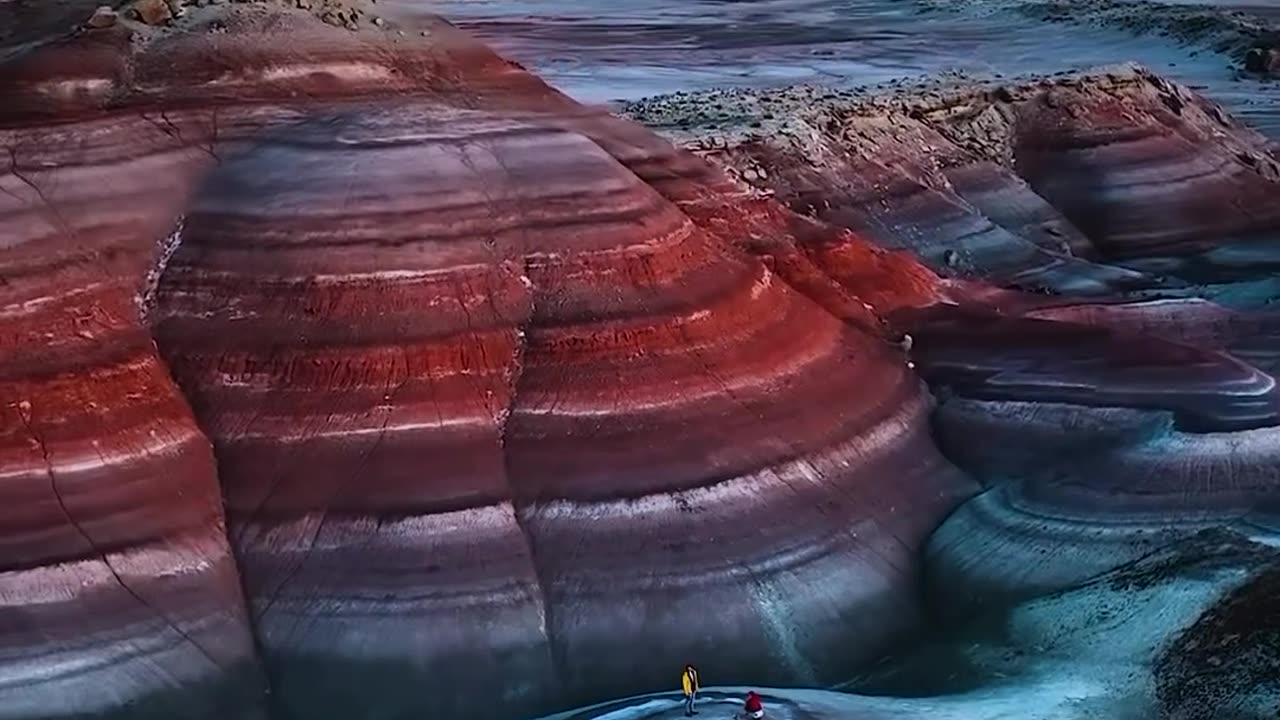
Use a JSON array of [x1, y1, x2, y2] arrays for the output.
[[12, 401, 228, 676], [495, 257, 572, 708]]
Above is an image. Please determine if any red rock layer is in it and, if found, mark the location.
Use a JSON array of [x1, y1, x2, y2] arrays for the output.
[[1008, 71, 1280, 262], [7, 8, 1280, 718], [0, 11, 980, 719], [152, 107, 554, 720], [629, 66, 1280, 297], [0, 70, 265, 717], [628, 68, 1280, 633], [151, 94, 973, 716], [624, 84, 1167, 299], [632, 68, 1280, 428], [735, 128, 1119, 292], [538, 109, 949, 328], [506, 173, 961, 700]]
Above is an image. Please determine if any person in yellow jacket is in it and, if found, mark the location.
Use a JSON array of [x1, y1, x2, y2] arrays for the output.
[[680, 663, 700, 716]]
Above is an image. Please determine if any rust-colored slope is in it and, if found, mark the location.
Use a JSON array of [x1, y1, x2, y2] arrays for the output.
[[0, 38, 266, 719]]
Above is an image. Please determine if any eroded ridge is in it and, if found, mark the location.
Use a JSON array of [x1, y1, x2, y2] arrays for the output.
[[0, 32, 266, 720], [630, 66, 1280, 630], [2, 10, 975, 719], [6, 5, 1280, 718]]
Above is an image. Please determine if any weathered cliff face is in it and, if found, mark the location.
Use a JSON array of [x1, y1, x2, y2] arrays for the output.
[[0, 8, 974, 719]]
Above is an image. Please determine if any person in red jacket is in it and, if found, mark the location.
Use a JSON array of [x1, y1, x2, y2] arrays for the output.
[[740, 691, 764, 719]]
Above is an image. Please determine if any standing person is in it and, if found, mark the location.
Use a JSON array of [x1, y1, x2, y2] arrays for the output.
[[680, 663, 700, 716], [740, 691, 764, 719]]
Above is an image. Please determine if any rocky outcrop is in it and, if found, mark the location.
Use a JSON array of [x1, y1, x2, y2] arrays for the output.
[[1005, 72, 1280, 265], [153, 108, 565, 719], [1245, 46, 1280, 74], [1156, 562, 1280, 719]]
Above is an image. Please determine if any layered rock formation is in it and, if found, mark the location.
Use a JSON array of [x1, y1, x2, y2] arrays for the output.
[[627, 65, 1280, 627], [626, 65, 1280, 293], [0, 37, 266, 717], [5, 4, 1280, 719], [1, 8, 974, 719]]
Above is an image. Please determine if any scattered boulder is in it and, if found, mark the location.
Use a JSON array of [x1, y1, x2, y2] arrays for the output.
[[319, 5, 363, 30], [85, 5, 118, 28], [1244, 47, 1279, 74], [131, 0, 172, 25]]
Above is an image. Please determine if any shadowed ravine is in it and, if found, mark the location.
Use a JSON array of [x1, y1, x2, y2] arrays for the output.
[[0, 2, 1279, 720]]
